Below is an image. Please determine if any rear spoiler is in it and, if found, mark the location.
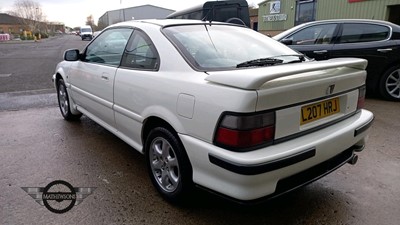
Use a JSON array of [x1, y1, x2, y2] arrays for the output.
[[205, 58, 367, 90]]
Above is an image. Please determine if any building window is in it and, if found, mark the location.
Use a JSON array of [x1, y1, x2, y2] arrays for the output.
[[295, 0, 317, 25]]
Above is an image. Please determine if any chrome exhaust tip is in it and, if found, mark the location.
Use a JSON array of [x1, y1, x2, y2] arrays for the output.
[[348, 154, 358, 165], [353, 145, 365, 152]]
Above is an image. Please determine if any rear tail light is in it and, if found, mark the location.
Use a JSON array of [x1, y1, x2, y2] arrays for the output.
[[214, 112, 275, 151], [357, 86, 366, 110]]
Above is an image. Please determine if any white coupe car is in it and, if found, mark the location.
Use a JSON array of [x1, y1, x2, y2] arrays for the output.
[[53, 19, 374, 203]]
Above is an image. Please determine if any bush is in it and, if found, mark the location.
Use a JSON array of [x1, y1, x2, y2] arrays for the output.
[[19, 32, 47, 41], [41, 33, 48, 39]]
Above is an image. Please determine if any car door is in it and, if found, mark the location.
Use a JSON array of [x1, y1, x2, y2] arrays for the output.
[[329, 23, 399, 89], [68, 28, 133, 127], [113, 29, 160, 150], [280, 23, 339, 60]]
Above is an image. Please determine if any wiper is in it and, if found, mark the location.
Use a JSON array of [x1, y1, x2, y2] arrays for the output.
[[236, 58, 283, 68], [275, 54, 306, 63]]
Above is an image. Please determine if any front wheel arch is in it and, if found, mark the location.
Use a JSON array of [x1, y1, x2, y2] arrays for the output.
[[56, 78, 82, 120]]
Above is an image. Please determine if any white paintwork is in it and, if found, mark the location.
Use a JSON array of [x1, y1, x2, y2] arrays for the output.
[[180, 110, 373, 200], [69, 62, 117, 127], [53, 19, 374, 201], [177, 94, 195, 119], [80, 25, 93, 35], [205, 58, 367, 90]]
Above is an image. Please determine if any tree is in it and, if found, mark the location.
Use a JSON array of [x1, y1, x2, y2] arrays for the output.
[[249, 2, 258, 9], [8, 0, 46, 33], [97, 20, 107, 30], [85, 14, 99, 31]]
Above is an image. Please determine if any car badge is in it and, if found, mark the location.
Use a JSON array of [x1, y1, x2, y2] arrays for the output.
[[326, 84, 335, 95]]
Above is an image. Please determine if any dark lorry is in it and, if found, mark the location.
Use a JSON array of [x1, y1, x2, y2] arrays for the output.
[[166, 0, 250, 27]]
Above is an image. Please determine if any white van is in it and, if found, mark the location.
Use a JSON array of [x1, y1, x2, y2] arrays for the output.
[[80, 25, 93, 41]]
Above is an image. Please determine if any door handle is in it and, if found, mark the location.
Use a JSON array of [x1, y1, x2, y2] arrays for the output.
[[101, 75, 109, 81], [313, 50, 328, 54], [377, 48, 392, 53]]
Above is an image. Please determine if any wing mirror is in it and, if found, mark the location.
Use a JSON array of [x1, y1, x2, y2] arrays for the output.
[[64, 49, 80, 61], [280, 39, 293, 45]]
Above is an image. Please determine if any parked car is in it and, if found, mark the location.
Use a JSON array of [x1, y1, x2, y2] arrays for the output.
[[273, 19, 400, 101], [52, 19, 373, 203], [166, 0, 250, 27]]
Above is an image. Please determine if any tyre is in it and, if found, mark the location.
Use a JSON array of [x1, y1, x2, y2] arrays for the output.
[[145, 127, 193, 203], [379, 66, 400, 101], [57, 79, 82, 120]]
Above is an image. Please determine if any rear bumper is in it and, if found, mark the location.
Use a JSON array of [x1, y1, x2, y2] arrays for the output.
[[180, 109, 373, 201], [209, 115, 373, 176], [201, 144, 359, 205]]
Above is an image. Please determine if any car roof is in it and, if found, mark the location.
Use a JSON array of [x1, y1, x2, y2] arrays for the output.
[[108, 19, 237, 29], [299, 19, 399, 26], [273, 19, 400, 40]]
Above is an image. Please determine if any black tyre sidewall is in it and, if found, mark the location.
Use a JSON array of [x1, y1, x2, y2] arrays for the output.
[[379, 66, 400, 101], [57, 79, 81, 120], [145, 127, 193, 203]]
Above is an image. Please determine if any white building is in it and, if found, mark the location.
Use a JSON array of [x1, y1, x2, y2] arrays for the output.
[[98, 4, 175, 28]]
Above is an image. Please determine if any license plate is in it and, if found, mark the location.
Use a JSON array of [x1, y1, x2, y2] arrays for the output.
[[300, 97, 340, 125]]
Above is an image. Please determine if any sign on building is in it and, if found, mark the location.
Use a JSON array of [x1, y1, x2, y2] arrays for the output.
[[263, 14, 287, 22], [269, 1, 281, 14]]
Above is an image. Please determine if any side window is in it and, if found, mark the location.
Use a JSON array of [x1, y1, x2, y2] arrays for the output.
[[121, 30, 159, 70], [339, 24, 390, 44], [85, 28, 133, 66], [286, 24, 337, 45]]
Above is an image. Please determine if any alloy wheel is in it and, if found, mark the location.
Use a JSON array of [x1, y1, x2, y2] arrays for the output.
[[149, 137, 180, 192], [58, 82, 69, 116], [385, 69, 400, 99]]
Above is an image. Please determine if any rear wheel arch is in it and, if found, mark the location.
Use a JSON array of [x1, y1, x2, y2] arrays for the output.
[[142, 117, 179, 149], [142, 117, 194, 202]]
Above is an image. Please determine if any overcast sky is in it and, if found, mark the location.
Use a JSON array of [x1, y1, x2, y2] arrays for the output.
[[0, 0, 263, 28]]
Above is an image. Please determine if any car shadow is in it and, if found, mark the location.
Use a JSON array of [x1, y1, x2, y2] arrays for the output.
[[173, 183, 354, 224]]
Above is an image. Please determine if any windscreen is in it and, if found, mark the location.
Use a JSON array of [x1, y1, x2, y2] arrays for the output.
[[81, 28, 92, 33]]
